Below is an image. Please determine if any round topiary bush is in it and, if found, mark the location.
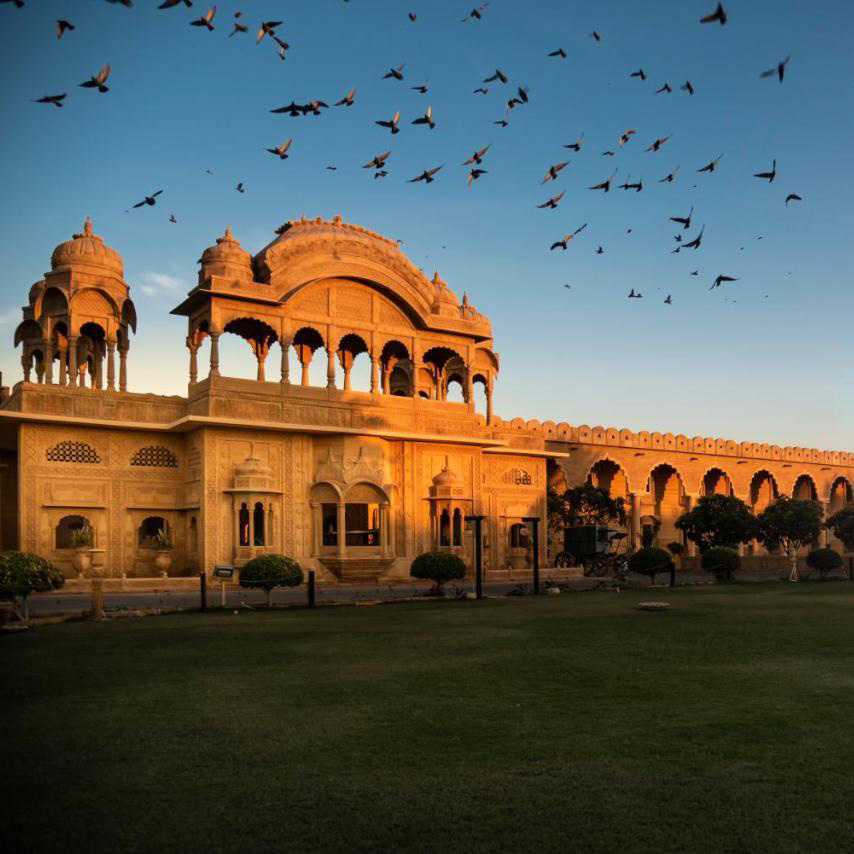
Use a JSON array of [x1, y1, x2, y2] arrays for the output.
[[806, 547, 843, 579], [0, 551, 64, 618], [628, 547, 674, 584], [701, 546, 740, 582], [411, 551, 466, 594], [239, 554, 303, 606]]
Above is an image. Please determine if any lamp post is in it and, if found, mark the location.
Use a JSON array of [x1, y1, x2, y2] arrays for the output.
[[522, 516, 541, 595], [465, 515, 486, 600]]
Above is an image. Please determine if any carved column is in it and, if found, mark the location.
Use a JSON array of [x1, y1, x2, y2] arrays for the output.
[[380, 502, 390, 557], [337, 502, 346, 557], [370, 352, 378, 393], [685, 494, 697, 557], [209, 332, 220, 378], [118, 344, 128, 392], [310, 501, 321, 556], [300, 351, 310, 386], [382, 363, 390, 394], [21, 350, 31, 383], [256, 349, 266, 382], [187, 337, 198, 385], [486, 375, 493, 425], [280, 336, 291, 386], [94, 343, 103, 389], [67, 336, 78, 387], [630, 493, 641, 550], [106, 339, 116, 391], [465, 365, 474, 408], [43, 340, 53, 385], [57, 346, 67, 387], [326, 346, 336, 390]]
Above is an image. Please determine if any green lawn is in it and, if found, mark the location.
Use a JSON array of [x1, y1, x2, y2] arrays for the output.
[[3, 585, 854, 853]]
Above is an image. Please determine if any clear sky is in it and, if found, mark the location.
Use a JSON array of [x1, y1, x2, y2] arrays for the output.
[[0, 0, 852, 449]]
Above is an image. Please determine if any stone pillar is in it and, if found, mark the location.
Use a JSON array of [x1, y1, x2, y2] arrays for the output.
[[465, 366, 474, 407], [339, 351, 353, 391], [370, 353, 378, 393], [187, 338, 198, 385], [209, 331, 220, 378], [280, 337, 291, 386], [685, 494, 697, 557], [106, 339, 116, 391], [380, 503, 389, 557], [630, 493, 641, 550], [326, 347, 336, 390], [301, 354, 310, 386], [43, 340, 54, 385], [78, 361, 87, 388], [486, 377, 493, 425], [118, 345, 128, 392], [58, 347, 67, 387], [382, 364, 390, 395], [256, 351, 266, 382], [22, 351, 31, 383], [310, 502, 321, 556], [67, 337, 78, 387], [336, 502, 346, 557]]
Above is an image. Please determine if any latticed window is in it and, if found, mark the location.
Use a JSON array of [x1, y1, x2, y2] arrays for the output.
[[514, 469, 532, 485], [130, 445, 178, 468], [46, 441, 100, 464]]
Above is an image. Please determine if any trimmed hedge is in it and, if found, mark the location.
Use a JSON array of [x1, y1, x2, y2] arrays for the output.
[[628, 547, 673, 583], [411, 551, 466, 592], [0, 551, 64, 600], [239, 554, 303, 605], [806, 548, 843, 578], [701, 546, 740, 582]]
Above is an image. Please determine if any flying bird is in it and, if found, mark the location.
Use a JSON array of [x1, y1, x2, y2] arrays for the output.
[[169, 214, 177, 223], [32, 93, 66, 107], [645, 136, 671, 152], [158, 0, 192, 8], [564, 132, 584, 152], [670, 206, 693, 229], [541, 161, 569, 184], [483, 69, 507, 84], [619, 128, 635, 147], [537, 191, 565, 209], [303, 100, 329, 115], [683, 225, 705, 249], [190, 6, 216, 30], [473, 87, 488, 94], [462, 3, 489, 22], [256, 20, 282, 44], [630, 69, 647, 81], [710, 274, 737, 290], [664, 295, 672, 304], [549, 223, 587, 250], [270, 101, 304, 117], [589, 171, 617, 192], [548, 48, 567, 59], [412, 105, 435, 129], [1, 0, 24, 7], [507, 87, 528, 108], [375, 110, 401, 134], [690, 270, 698, 276], [655, 83, 672, 93], [681, 80, 695, 95], [266, 138, 292, 160], [229, 13, 248, 36], [601, 150, 615, 157], [700, 3, 726, 25], [760, 55, 790, 83], [754, 159, 776, 182], [659, 166, 680, 183], [494, 117, 509, 127], [408, 165, 443, 183], [697, 154, 723, 172], [383, 64, 405, 80], [462, 145, 489, 166], [79, 64, 110, 93], [412, 82, 429, 93], [335, 87, 356, 106], [596, 246, 605, 255], [785, 193, 802, 205], [56, 19, 74, 38], [363, 151, 391, 169], [590, 31, 601, 41], [467, 169, 487, 185], [374, 171, 388, 179], [619, 175, 643, 192], [408, 12, 416, 21], [133, 190, 163, 208], [236, 182, 244, 193]]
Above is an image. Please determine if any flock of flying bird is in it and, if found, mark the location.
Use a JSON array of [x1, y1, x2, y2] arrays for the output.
[[11, 0, 806, 305]]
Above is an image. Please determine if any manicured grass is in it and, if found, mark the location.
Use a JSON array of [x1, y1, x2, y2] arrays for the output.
[[3, 584, 854, 853]]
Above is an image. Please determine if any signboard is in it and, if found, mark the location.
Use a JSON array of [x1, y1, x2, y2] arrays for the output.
[[213, 565, 234, 579]]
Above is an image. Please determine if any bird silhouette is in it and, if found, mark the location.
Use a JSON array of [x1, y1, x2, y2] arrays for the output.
[[683, 225, 705, 249], [462, 145, 490, 166], [256, 21, 282, 44], [537, 191, 565, 209], [363, 151, 391, 169], [754, 159, 776, 182], [564, 132, 584, 152], [619, 176, 643, 192], [645, 136, 671, 152], [408, 165, 443, 183], [664, 295, 672, 304], [79, 64, 110, 93], [697, 154, 723, 173], [190, 6, 216, 30], [374, 171, 388, 179], [548, 48, 567, 59], [590, 31, 601, 41], [541, 162, 569, 184], [760, 55, 790, 83], [375, 110, 401, 133], [266, 139, 293, 160], [412, 105, 435, 129], [409, 12, 416, 22], [655, 83, 672, 94], [602, 150, 615, 157], [270, 101, 304, 117], [412, 82, 429, 93], [619, 129, 636, 147], [236, 182, 244, 193], [700, 3, 726, 24], [335, 87, 356, 106], [630, 69, 647, 81], [710, 274, 737, 290], [229, 12, 247, 36], [483, 69, 508, 84], [158, 0, 192, 7], [670, 207, 693, 229], [681, 80, 695, 95], [383, 64, 405, 80], [473, 87, 488, 95], [589, 171, 617, 192], [690, 270, 699, 276], [549, 223, 587, 250], [462, 4, 489, 22], [56, 19, 74, 38], [133, 190, 163, 208], [596, 246, 605, 255], [468, 169, 487, 185], [659, 166, 680, 183], [785, 193, 802, 206], [33, 93, 66, 107], [169, 214, 177, 223]]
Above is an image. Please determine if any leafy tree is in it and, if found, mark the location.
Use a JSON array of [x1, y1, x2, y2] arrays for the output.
[[666, 541, 684, 557], [239, 554, 303, 606], [756, 497, 823, 582], [805, 548, 843, 579], [628, 547, 673, 585], [411, 551, 466, 594], [0, 551, 64, 619], [548, 483, 627, 532], [825, 506, 854, 553], [701, 546, 740, 583], [675, 494, 757, 552]]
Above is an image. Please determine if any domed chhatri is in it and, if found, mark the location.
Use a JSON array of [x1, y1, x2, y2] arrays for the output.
[[198, 226, 253, 283], [233, 454, 274, 490], [432, 461, 462, 488], [50, 216, 124, 277]]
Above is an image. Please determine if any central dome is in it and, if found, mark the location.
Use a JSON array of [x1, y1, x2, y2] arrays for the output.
[[50, 217, 124, 276]]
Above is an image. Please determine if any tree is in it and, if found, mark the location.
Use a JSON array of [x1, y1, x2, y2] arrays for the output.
[[805, 548, 843, 579], [825, 506, 854, 553], [548, 483, 627, 532], [238, 554, 303, 606], [410, 551, 466, 594], [628, 547, 673, 585], [0, 551, 64, 620], [675, 494, 757, 552], [756, 497, 823, 582], [700, 546, 740, 583]]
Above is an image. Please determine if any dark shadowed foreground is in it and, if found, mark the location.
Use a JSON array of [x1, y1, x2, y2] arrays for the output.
[[3, 584, 854, 853]]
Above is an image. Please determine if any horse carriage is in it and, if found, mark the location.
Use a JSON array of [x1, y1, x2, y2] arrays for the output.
[[554, 525, 629, 578]]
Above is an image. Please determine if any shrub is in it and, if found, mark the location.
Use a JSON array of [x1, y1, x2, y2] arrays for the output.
[[701, 546, 740, 582], [0, 551, 64, 619], [70, 526, 93, 548], [628, 547, 673, 584], [756, 497, 823, 581], [805, 548, 843, 579], [666, 542, 684, 557], [239, 554, 303, 606], [675, 494, 756, 552], [411, 551, 466, 594], [825, 506, 854, 553]]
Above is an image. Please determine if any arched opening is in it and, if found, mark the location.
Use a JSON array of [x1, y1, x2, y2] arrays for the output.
[[472, 374, 488, 416], [452, 508, 462, 546], [380, 340, 411, 396], [649, 464, 684, 546], [336, 333, 370, 392], [509, 522, 530, 549], [750, 470, 778, 511], [389, 365, 412, 396], [587, 459, 629, 501], [439, 508, 451, 546], [223, 317, 278, 381], [292, 326, 325, 387], [446, 373, 465, 403], [830, 477, 853, 511], [79, 322, 106, 389], [423, 346, 461, 401], [239, 503, 250, 546], [139, 516, 168, 548], [55, 514, 90, 549], [253, 502, 265, 546], [793, 474, 818, 501], [344, 483, 385, 547], [702, 468, 733, 497]]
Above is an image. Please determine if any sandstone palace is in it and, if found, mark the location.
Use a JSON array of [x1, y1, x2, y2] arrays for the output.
[[0, 216, 851, 582]]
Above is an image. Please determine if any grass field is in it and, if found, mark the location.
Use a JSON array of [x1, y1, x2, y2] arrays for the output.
[[3, 583, 854, 853]]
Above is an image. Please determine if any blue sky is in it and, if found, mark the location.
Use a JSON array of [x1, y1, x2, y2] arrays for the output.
[[1, 0, 852, 448]]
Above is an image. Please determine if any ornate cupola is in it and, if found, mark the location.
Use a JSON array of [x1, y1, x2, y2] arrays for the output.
[[198, 227, 253, 284], [14, 217, 136, 391], [430, 270, 460, 318]]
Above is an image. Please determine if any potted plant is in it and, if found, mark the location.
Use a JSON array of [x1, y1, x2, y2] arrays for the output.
[[154, 527, 173, 576], [70, 526, 93, 574]]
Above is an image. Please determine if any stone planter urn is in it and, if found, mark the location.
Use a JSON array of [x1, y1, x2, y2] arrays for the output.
[[154, 549, 173, 576], [72, 547, 92, 574], [508, 546, 528, 571]]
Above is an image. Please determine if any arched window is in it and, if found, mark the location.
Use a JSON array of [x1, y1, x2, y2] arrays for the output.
[[453, 508, 462, 546], [239, 503, 250, 546], [322, 504, 338, 546], [253, 502, 265, 546], [510, 523, 529, 549], [131, 446, 178, 468], [46, 440, 100, 463], [55, 515, 90, 549], [439, 509, 451, 547], [139, 516, 168, 548]]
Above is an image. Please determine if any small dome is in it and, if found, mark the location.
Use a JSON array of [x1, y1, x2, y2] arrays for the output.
[[432, 462, 462, 487], [234, 455, 273, 480], [431, 271, 459, 307], [199, 227, 252, 280], [50, 217, 124, 276]]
